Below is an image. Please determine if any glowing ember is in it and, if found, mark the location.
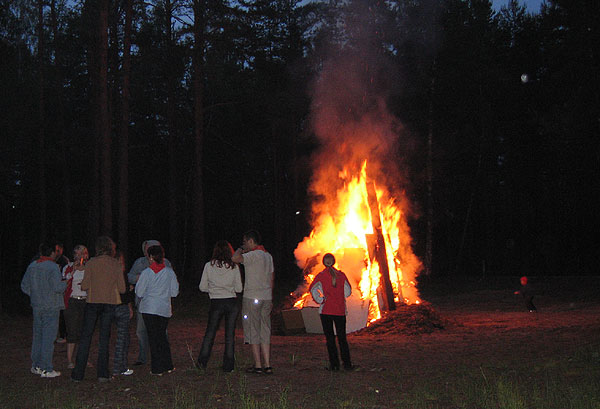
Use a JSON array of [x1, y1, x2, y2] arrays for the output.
[[294, 161, 421, 327]]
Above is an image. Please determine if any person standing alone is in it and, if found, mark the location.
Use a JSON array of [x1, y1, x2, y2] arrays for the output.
[[309, 253, 356, 371]]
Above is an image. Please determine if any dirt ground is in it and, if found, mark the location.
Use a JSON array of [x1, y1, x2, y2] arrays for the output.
[[1, 276, 599, 408]]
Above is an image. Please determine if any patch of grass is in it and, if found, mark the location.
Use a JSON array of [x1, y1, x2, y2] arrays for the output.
[[395, 350, 600, 409]]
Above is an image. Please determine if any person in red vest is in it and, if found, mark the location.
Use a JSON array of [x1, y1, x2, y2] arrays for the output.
[[309, 253, 357, 371]]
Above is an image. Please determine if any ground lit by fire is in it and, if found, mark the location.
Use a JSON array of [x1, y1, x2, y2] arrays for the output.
[[293, 161, 422, 326]]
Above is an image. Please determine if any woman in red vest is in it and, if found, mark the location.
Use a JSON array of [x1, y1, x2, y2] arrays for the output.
[[309, 253, 356, 371]]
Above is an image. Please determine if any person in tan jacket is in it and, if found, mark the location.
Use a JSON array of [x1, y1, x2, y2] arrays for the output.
[[71, 236, 126, 382]]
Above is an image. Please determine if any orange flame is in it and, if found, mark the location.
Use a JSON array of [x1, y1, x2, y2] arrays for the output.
[[294, 161, 421, 326]]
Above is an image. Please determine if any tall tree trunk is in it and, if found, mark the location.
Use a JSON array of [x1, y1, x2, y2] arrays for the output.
[[425, 71, 435, 277], [98, 0, 112, 236], [118, 0, 133, 263], [166, 0, 178, 269], [37, 0, 47, 242], [50, 0, 74, 250], [85, 0, 100, 243], [189, 0, 206, 285]]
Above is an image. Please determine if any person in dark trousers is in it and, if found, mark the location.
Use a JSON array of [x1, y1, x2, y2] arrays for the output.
[[128, 240, 173, 366], [514, 276, 537, 312], [112, 250, 135, 377], [135, 245, 179, 376], [71, 236, 126, 382], [309, 253, 356, 371], [54, 242, 70, 344], [197, 240, 243, 372]]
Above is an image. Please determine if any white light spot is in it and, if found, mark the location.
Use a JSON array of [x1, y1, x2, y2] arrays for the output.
[[254, 299, 259, 304], [520, 73, 529, 83], [243, 315, 248, 320], [295, 211, 300, 215]]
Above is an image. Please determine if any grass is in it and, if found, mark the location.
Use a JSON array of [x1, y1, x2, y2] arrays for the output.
[[2, 348, 599, 409], [394, 348, 600, 409]]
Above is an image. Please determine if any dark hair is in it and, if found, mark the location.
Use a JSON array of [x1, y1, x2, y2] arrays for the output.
[[95, 236, 116, 257], [322, 253, 337, 287], [243, 230, 261, 245], [210, 240, 235, 269], [38, 242, 54, 257], [147, 245, 165, 264]]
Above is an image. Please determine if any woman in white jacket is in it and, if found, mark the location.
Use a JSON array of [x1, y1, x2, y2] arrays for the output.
[[197, 240, 242, 372]]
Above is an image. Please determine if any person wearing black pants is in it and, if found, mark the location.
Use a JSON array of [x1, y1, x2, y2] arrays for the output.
[[197, 241, 243, 372], [135, 244, 179, 376], [309, 253, 356, 371], [320, 314, 351, 370], [142, 313, 173, 374]]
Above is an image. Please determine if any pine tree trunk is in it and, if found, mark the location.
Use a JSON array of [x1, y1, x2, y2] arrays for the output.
[[189, 0, 206, 285], [166, 0, 178, 269], [98, 0, 112, 236], [425, 73, 435, 277], [50, 0, 74, 250], [37, 0, 47, 242], [118, 0, 133, 262]]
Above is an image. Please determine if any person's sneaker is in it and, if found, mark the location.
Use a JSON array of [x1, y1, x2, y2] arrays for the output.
[[67, 362, 75, 369], [56, 338, 66, 344], [344, 365, 360, 372], [41, 370, 61, 378], [30, 366, 43, 376], [120, 369, 134, 376]]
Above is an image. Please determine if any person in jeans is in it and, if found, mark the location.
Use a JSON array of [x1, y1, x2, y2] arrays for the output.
[[21, 242, 67, 378], [309, 253, 356, 371], [135, 245, 179, 376], [71, 236, 126, 382], [128, 240, 173, 366], [197, 240, 242, 372], [112, 250, 135, 377]]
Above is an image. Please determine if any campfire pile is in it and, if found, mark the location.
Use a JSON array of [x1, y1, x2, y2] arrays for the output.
[[354, 302, 449, 336]]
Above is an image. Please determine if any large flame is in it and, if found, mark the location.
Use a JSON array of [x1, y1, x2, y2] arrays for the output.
[[294, 160, 421, 325]]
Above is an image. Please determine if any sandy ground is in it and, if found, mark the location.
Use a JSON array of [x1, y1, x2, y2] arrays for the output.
[[1, 276, 599, 408]]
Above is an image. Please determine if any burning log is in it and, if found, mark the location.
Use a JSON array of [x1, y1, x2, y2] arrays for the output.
[[366, 177, 398, 311]]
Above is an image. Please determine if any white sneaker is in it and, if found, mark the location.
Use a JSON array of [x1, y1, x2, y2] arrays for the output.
[[41, 370, 61, 378], [31, 367, 43, 375], [120, 369, 134, 376]]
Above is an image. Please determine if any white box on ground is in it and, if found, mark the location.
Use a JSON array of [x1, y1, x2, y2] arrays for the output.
[[300, 291, 369, 334]]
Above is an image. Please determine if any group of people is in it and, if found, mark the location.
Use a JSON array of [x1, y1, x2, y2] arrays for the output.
[[22, 229, 357, 380], [22, 236, 178, 380]]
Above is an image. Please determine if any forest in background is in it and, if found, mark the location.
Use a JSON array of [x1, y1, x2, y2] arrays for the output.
[[1, 0, 598, 310]]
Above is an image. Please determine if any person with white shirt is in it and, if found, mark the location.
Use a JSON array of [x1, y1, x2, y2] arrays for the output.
[[197, 240, 243, 372], [232, 230, 274, 375], [62, 245, 89, 369]]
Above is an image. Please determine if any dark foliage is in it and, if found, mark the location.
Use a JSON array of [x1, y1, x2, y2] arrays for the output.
[[1, 0, 599, 312]]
